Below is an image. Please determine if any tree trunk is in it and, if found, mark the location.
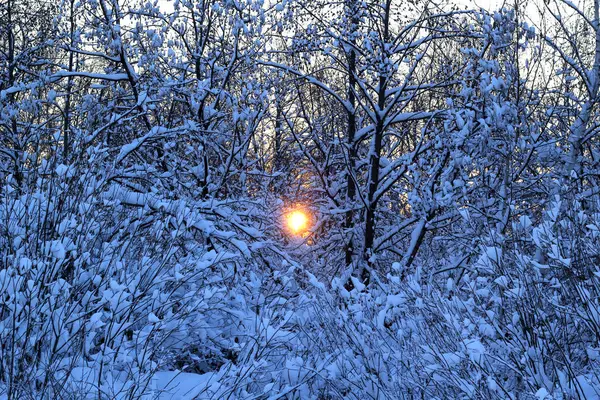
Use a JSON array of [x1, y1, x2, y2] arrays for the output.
[[63, 0, 75, 160], [274, 87, 284, 173], [566, 0, 600, 180], [362, 0, 391, 284], [344, 0, 358, 266]]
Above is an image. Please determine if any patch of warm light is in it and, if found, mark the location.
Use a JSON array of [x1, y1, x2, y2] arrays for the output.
[[287, 210, 308, 234]]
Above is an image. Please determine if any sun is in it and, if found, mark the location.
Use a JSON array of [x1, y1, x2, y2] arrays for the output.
[[287, 210, 308, 234]]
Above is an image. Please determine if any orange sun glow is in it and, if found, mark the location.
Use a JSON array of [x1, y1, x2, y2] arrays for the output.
[[287, 210, 309, 234]]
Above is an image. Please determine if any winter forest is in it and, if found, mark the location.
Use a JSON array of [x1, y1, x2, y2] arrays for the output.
[[6, 0, 600, 397]]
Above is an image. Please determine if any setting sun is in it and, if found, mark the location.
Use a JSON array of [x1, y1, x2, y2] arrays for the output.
[[287, 210, 308, 234]]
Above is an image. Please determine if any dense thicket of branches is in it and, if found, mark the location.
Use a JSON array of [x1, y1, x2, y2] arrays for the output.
[[2, 0, 600, 398]]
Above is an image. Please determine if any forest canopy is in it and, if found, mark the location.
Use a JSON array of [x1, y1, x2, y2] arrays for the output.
[[2, 0, 600, 398]]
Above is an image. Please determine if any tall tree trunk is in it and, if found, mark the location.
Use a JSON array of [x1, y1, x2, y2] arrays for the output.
[[63, 0, 75, 160], [274, 87, 284, 173], [362, 0, 391, 284], [6, 0, 22, 193], [566, 0, 600, 180], [344, 0, 358, 266]]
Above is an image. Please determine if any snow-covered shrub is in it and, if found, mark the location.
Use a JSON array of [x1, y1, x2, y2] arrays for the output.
[[0, 150, 288, 398]]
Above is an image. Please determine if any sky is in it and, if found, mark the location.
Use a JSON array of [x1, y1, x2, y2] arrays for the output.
[[458, 0, 545, 27], [155, 0, 547, 32]]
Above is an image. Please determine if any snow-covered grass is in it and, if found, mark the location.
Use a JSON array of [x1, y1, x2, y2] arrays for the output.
[[2, 153, 600, 399]]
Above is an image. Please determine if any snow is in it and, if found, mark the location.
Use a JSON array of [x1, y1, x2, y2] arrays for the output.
[[465, 339, 485, 363], [535, 387, 549, 399], [2, 2, 600, 400], [152, 371, 216, 400], [50, 71, 129, 81], [50, 240, 66, 259]]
